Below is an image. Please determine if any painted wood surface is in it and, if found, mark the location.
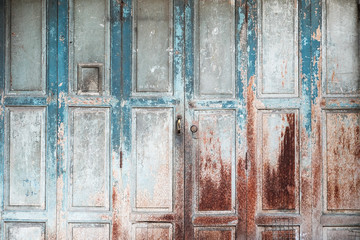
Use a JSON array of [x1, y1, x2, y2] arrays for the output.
[[0, 0, 359, 239]]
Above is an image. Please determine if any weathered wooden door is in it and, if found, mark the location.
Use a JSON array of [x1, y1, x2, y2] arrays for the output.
[[0, 0, 58, 238], [120, 0, 185, 238], [184, 0, 247, 239], [1, 0, 359, 239], [55, 0, 123, 238], [311, 0, 360, 239]]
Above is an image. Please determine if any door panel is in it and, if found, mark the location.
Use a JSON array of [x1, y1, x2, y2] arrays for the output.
[[196, 0, 235, 98], [259, 110, 299, 211], [132, 108, 174, 211], [69, 108, 110, 210], [5, 107, 46, 209], [6, 0, 46, 94], [133, 0, 173, 94], [259, 0, 298, 97], [195, 110, 236, 213]]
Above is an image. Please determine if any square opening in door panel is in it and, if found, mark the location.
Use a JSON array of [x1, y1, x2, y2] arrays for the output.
[[77, 63, 104, 95]]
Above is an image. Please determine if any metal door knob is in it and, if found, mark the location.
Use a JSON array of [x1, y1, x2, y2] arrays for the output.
[[190, 125, 198, 133]]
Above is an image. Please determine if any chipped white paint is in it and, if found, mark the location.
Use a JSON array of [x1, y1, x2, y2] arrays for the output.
[[132, 108, 173, 211], [69, 108, 110, 209], [70, 223, 109, 240], [324, 0, 359, 95], [5, 0, 46, 94], [133, 0, 173, 94], [6, 223, 45, 240], [259, 0, 299, 97], [5, 107, 46, 208], [195, 0, 235, 98]]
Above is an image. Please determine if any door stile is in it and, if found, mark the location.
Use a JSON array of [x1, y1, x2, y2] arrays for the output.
[[46, 0, 59, 238], [121, 0, 185, 238], [56, 0, 69, 237], [110, 0, 123, 239], [184, 0, 248, 238]]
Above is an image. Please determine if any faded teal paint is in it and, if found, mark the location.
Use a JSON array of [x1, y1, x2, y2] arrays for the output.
[[311, 0, 321, 105], [0, 0, 5, 238], [110, 0, 122, 190], [0, 0, 58, 237], [300, 0, 312, 135], [45, 0, 58, 236]]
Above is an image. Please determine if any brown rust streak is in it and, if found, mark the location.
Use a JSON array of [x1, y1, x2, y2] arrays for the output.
[[112, 186, 121, 240], [327, 113, 360, 210], [263, 113, 296, 210], [199, 130, 232, 211], [247, 75, 257, 238], [198, 230, 233, 240], [262, 230, 296, 240], [311, 38, 323, 239], [193, 216, 238, 226]]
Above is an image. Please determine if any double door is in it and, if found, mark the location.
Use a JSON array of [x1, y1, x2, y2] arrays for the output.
[[0, 0, 359, 239]]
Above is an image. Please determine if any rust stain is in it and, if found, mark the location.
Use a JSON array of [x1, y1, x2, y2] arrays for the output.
[[263, 113, 296, 210], [198, 230, 233, 240], [112, 186, 121, 240], [246, 75, 257, 238], [311, 26, 321, 41], [57, 122, 65, 150], [58, 92, 66, 109], [262, 230, 296, 240], [327, 113, 360, 210], [193, 216, 238, 225], [198, 130, 232, 211]]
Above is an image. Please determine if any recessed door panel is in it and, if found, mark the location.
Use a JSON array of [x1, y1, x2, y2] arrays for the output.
[[5, 107, 46, 208], [325, 0, 359, 95], [69, 223, 110, 240], [133, 0, 173, 94], [133, 108, 173, 211], [6, 0, 46, 94], [325, 111, 360, 211], [69, 108, 110, 209], [195, 0, 235, 98], [259, 0, 298, 97], [260, 111, 299, 211], [133, 223, 173, 239], [195, 110, 235, 212], [6, 222, 46, 240]]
